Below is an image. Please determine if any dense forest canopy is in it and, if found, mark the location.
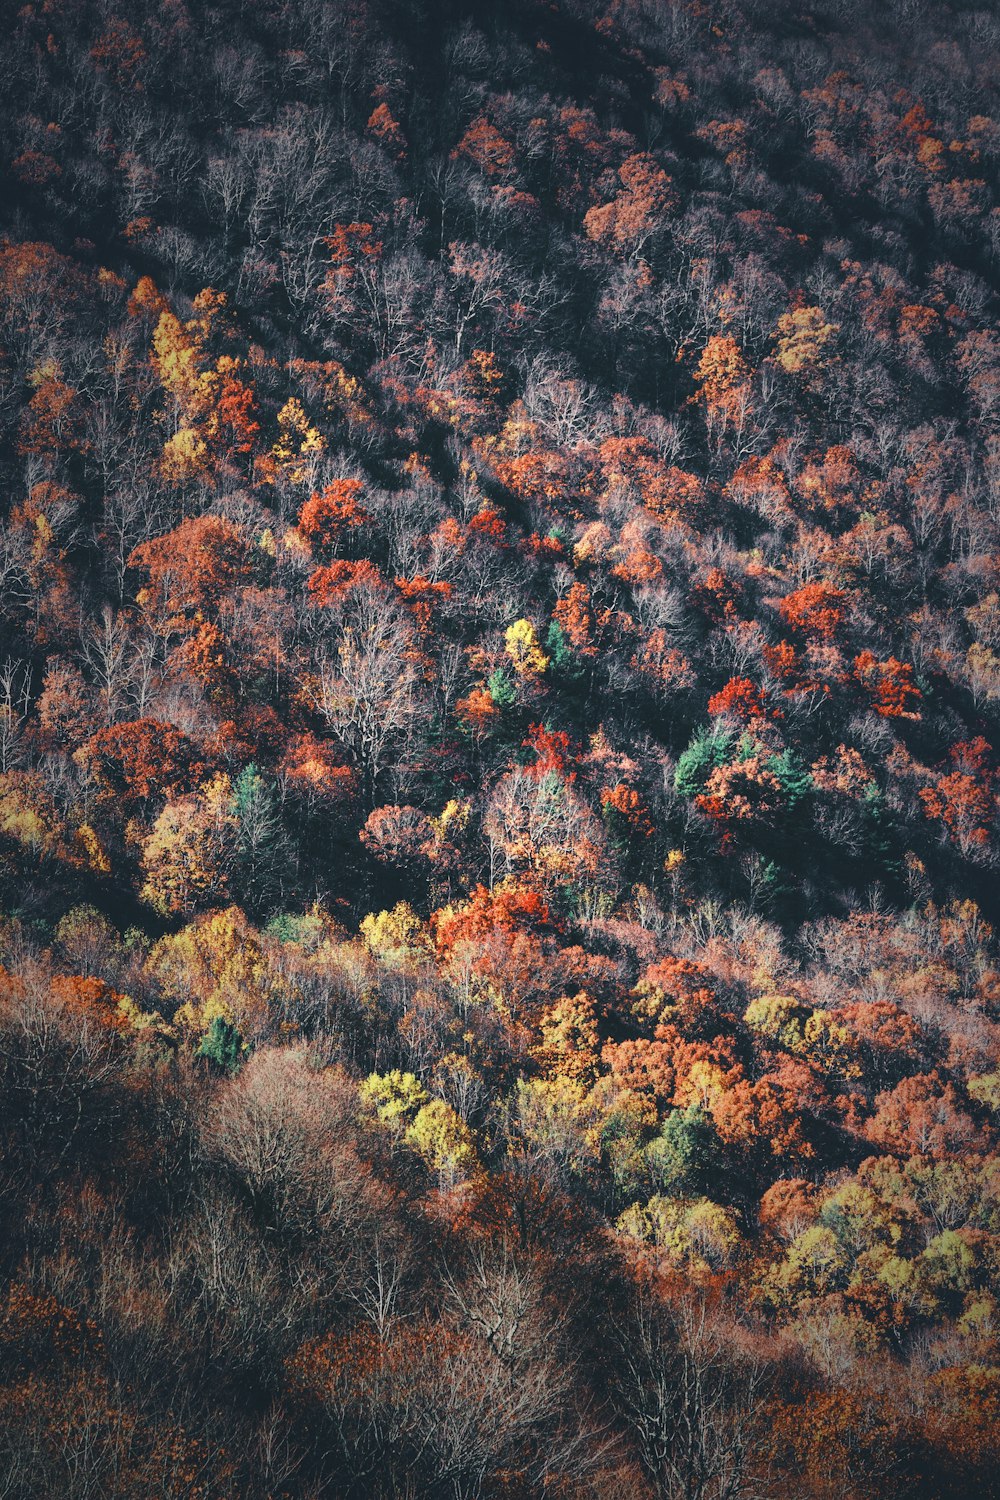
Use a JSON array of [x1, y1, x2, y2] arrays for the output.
[[3, 0, 1000, 1494]]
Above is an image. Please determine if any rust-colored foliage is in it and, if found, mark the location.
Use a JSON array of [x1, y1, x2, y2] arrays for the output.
[[307, 558, 385, 607], [79, 719, 204, 809], [852, 651, 922, 718], [601, 782, 655, 840], [707, 676, 774, 724], [452, 116, 517, 177], [865, 1072, 980, 1159], [299, 479, 371, 558], [130, 516, 251, 629], [919, 738, 996, 854], [778, 582, 846, 641], [552, 582, 597, 656], [522, 723, 575, 780], [3, 8, 1000, 1496]]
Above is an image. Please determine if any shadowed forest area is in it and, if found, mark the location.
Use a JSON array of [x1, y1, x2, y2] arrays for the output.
[[2, 0, 1000, 1494]]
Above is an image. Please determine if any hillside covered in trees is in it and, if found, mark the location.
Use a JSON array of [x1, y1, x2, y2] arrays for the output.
[[3, 0, 1000, 1494]]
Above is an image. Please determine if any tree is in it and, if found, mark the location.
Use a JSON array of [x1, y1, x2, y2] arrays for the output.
[[367, 102, 407, 160], [456, 684, 501, 745], [584, 154, 678, 258], [361, 1069, 430, 1127], [675, 729, 734, 799], [552, 582, 597, 659], [406, 1099, 479, 1185], [919, 739, 996, 858], [853, 653, 922, 719], [505, 619, 549, 679], [0, 969, 132, 1173], [866, 1073, 979, 1160], [693, 335, 752, 449], [611, 1289, 771, 1500], [696, 756, 787, 833], [707, 678, 773, 727], [78, 719, 203, 813], [431, 882, 562, 1020], [312, 585, 420, 800], [646, 1106, 719, 1196], [534, 992, 601, 1086], [231, 764, 286, 915], [269, 397, 326, 487], [602, 784, 656, 846], [360, 803, 440, 871], [299, 478, 371, 559], [196, 1015, 244, 1073], [773, 304, 839, 377], [205, 359, 260, 461], [778, 582, 846, 641], [484, 766, 604, 895], [360, 905, 432, 980], [37, 657, 92, 745], [130, 515, 252, 635], [140, 774, 236, 917]]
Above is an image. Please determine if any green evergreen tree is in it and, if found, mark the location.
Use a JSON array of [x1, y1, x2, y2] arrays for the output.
[[646, 1105, 718, 1195], [768, 748, 813, 810], [674, 727, 733, 798], [231, 763, 286, 915], [545, 620, 584, 684], [487, 666, 517, 709], [196, 1016, 244, 1074]]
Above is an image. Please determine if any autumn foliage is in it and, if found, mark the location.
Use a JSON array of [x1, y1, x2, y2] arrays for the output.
[[2, 0, 1000, 1496]]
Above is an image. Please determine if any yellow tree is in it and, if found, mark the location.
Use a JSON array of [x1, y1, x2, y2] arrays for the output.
[[144, 904, 275, 1039], [774, 304, 839, 381], [505, 619, 549, 678], [693, 333, 751, 451], [406, 1099, 479, 1185], [140, 773, 235, 917]]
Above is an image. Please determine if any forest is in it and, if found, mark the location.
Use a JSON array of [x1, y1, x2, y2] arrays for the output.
[[2, 0, 1000, 1494]]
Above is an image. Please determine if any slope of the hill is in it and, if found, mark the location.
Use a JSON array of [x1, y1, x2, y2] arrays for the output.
[[2, 0, 1000, 1495]]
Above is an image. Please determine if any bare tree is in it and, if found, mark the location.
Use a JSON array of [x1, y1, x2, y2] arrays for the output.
[[79, 607, 139, 725], [311, 586, 420, 800], [612, 1290, 772, 1500], [0, 658, 30, 773]]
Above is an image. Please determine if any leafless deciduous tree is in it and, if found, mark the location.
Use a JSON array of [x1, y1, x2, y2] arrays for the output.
[[311, 586, 420, 799], [612, 1290, 772, 1500]]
